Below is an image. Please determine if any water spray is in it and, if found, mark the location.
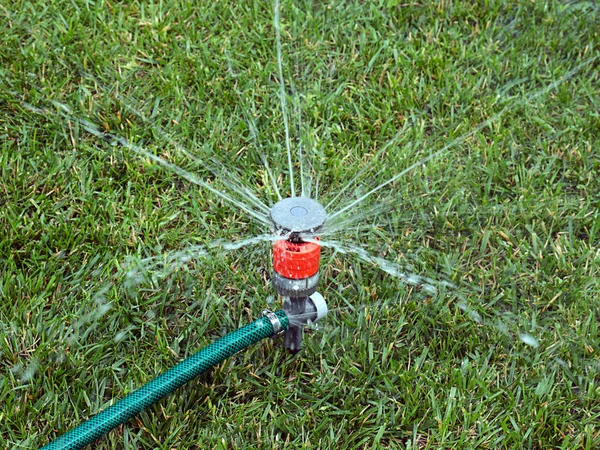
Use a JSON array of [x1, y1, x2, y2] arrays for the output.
[[270, 197, 328, 353]]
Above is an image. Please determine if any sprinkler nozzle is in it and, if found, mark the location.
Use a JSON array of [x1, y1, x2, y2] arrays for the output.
[[270, 196, 327, 236]]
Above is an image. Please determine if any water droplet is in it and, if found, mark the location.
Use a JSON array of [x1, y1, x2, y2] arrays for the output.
[[519, 333, 540, 348], [555, 358, 567, 367], [20, 359, 39, 383], [115, 331, 127, 343]]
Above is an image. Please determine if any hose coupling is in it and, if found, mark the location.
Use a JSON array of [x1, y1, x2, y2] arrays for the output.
[[262, 309, 284, 336]]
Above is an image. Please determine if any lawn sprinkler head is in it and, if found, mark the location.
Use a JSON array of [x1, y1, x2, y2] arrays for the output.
[[270, 197, 327, 353]]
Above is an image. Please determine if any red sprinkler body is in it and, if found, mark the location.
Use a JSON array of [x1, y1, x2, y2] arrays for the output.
[[270, 197, 327, 353], [273, 238, 321, 280]]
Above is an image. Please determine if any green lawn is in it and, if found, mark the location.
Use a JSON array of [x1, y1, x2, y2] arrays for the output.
[[1, 1, 599, 448]]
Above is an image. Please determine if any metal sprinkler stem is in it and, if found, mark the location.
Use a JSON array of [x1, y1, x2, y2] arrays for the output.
[[270, 197, 327, 353]]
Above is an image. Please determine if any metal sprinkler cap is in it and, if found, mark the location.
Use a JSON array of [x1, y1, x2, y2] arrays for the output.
[[270, 197, 327, 234]]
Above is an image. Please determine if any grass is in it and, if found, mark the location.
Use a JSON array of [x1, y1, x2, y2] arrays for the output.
[[1, 0, 599, 448]]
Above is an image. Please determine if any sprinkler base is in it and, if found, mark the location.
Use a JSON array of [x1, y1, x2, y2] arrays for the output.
[[282, 292, 328, 354]]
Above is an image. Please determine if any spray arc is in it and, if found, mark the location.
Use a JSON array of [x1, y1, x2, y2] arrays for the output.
[[270, 196, 328, 353]]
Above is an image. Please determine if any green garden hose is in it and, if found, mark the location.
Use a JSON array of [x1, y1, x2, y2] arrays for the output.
[[41, 310, 289, 450]]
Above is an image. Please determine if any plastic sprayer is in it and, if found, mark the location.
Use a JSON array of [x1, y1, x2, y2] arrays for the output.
[[41, 196, 328, 450], [270, 196, 327, 353]]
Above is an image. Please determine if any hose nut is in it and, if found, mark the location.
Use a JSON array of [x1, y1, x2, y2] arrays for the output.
[[261, 309, 283, 336]]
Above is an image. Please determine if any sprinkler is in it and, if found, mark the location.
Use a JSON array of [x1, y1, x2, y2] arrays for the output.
[[270, 196, 327, 353], [40, 197, 330, 449]]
